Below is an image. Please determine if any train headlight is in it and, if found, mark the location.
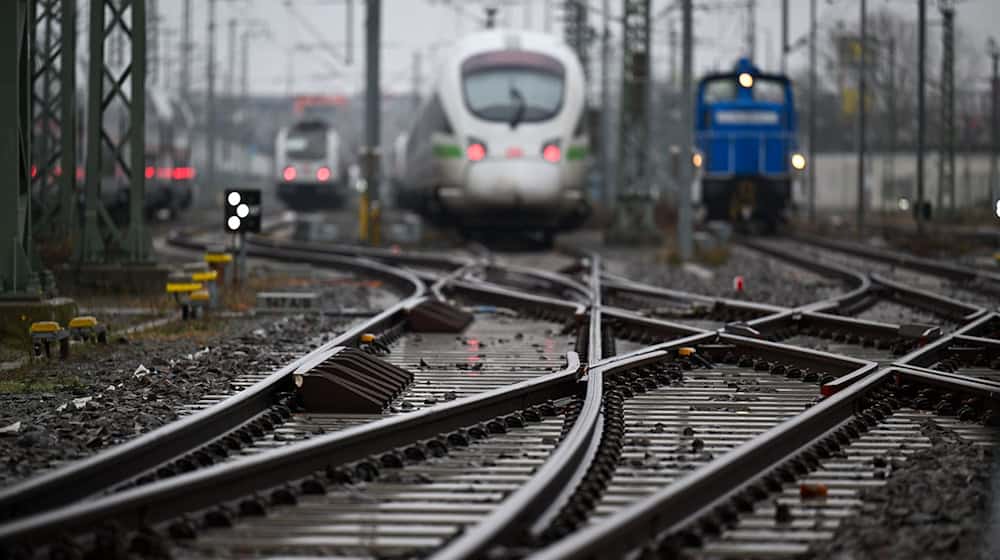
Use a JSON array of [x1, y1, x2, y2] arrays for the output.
[[466, 143, 486, 162], [790, 153, 806, 170], [898, 197, 911, 212], [738, 72, 754, 88], [692, 151, 704, 168]]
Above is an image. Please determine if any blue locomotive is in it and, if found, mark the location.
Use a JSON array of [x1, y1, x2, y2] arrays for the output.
[[694, 58, 805, 230]]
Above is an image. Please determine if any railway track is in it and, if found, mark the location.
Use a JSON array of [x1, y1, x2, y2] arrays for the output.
[[1, 228, 997, 559]]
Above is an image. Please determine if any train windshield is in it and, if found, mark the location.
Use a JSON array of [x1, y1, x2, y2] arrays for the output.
[[462, 51, 565, 124], [701, 76, 788, 104], [285, 125, 327, 160]]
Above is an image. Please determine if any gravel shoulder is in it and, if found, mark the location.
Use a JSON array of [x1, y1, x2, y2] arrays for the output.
[[0, 312, 348, 487], [608, 244, 843, 307], [0, 263, 386, 488], [812, 421, 997, 560]]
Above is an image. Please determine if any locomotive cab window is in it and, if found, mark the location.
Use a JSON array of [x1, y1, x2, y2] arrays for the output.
[[752, 78, 787, 103], [701, 78, 738, 102], [286, 124, 328, 160], [461, 51, 565, 125]]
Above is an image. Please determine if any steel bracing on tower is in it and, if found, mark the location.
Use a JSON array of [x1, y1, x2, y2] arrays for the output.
[[617, 0, 650, 197], [30, 0, 77, 240], [78, 0, 149, 264], [563, 0, 590, 81]]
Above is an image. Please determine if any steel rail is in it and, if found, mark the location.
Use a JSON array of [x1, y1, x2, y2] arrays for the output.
[[897, 311, 999, 372], [251, 235, 595, 306], [0, 234, 426, 521], [250, 235, 474, 273], [430, 255, 606, 559], [529, 365, 1000, 559], [870, 273, 986, 323], [794, 233, 1000, 293], [601, 274, 788, 319], [738, 238, 872, 312], [0, 353, 583, 547]]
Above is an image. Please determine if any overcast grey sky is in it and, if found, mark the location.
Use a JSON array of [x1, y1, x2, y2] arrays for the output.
[[155, 0, 1000, 97]]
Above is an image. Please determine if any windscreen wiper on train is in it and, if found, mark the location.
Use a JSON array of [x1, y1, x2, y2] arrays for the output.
[[509, 85, 525, 129]]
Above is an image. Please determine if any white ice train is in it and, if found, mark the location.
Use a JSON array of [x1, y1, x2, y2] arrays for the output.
[[275, 120, 347, 211], [397, 30, 590, 240]]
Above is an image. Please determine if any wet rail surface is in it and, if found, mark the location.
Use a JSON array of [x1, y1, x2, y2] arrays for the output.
[[2, 229, 998, 560]]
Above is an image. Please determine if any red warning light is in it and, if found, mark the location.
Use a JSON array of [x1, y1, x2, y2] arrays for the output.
[[733, 276, 745, 292], [542, 144, 561, 163], [316, 167, 332, 181], [467, 143, 486, 162], [282, 166, 297, 182]]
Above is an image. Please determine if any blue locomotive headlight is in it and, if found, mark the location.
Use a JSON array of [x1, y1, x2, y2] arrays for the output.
[[738, 72, 754, 88], [791, 153, 806, 171], [692, 150, 704, 169]]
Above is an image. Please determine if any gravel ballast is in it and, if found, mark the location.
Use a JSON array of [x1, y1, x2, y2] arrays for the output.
[[612, 245, 844, 307], [812, 421, 998, 560], [0, 312, 351, 488]]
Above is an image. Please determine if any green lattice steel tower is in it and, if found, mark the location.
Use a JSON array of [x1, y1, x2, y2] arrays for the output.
[[617, 0, 650, 198], [30, 0, 77, 241], [1, 0, 39, 295], [606, 0, 658, 244], [563, 1, 589, 81], [937, 2, 955, 216], [78, 0, 150, 264]]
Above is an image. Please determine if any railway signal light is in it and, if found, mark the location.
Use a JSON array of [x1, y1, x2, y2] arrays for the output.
[[225, 189, 261, 234]]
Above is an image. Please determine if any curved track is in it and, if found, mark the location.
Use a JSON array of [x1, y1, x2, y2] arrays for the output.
[[1, 230, 997, 560]]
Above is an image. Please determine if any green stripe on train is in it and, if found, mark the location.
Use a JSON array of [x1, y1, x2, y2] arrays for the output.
[[567, 146, 588, 160], [433, 144, 462, 158]]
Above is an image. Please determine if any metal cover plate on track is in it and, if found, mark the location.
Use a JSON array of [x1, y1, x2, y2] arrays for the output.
[[256, 291, 319, 312], [407, 299, 474, 333], [296, 347, 414, 413]]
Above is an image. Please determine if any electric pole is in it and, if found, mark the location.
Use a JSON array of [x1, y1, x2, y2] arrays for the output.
[[207, 0, 218, 203], [886, 36, 896, 211], [363, 0, 381, 244], [938, 1, 955, 217], [990, 38, 999, 212], [412, 50, 422, 108], [745, 0, 755, 60], [856, 0, 866, 232], [228, 19, 238, 96], [180, 0, 191, 99], [808, 0, 816, 221], [601, 0, 612, 209], [678, 0, 693, 259], [346, 0, 354, 65], [148, 0, 159, 84], [780, 0, 788, 73], [916, 0, 926, 231]]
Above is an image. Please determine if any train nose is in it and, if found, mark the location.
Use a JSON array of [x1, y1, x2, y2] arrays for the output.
[[463, 161, 561, 206]]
